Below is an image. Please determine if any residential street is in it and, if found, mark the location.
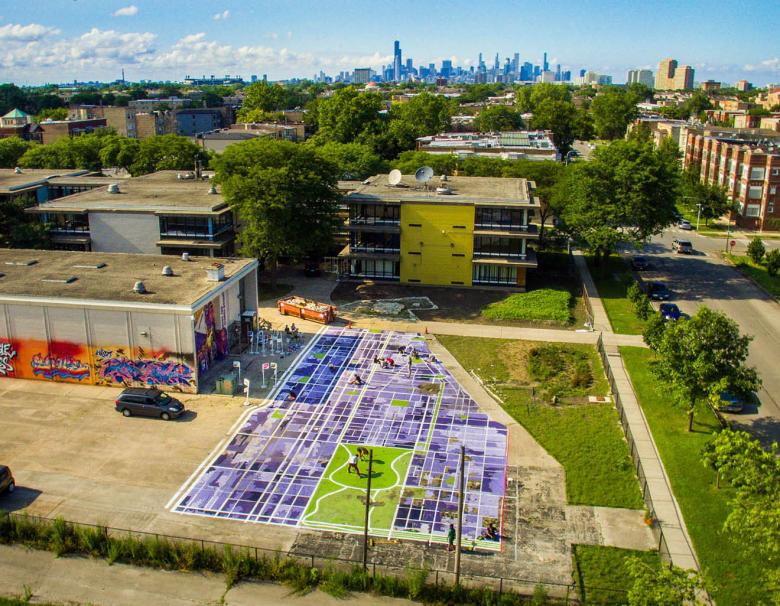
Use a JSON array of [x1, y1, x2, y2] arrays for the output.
[[626, 229, 780, 445]]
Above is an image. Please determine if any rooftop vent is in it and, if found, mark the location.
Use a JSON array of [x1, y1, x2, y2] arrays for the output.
[[207, 185, 217, 195], [14, 167, 22, 174], [178, 172, 196, 180], [161, 265, 174, 276], [206, 263, 225, 282], [72, 262, 106, 269], [107, 183, 120, 194], [5, 259, 37, 267], [41, 276, 77, 284], [133, 281, 147, 294], [435, 186, 453, 195], [181, 252, 190, 262]]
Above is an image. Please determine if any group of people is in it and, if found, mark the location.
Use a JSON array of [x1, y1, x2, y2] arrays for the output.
[[446, 521, 499, 551], [284, 324, 301, 340], [346, 446, 370, 476]]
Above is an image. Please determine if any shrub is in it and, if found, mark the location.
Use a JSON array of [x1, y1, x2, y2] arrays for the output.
[[627, 280, 644, 305], [528, 346, 566, 380], [747, 236, 766, 265], [766, 249, 780, 277], [634, 294, 653, 320]]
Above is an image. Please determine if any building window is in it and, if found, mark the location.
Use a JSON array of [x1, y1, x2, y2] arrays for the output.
[[748, 186, 763, 200], [750, 167, 766, 181], [349, 231, 400, 253], [407, 251, 421, 255], [453, 225, 466, 229], [452, 253, 465, 257], [347, 259, 399, 280], [772, 168, 779, 176], [474, 207, 526, 230], [451, 281, 464, 285], [349, 204, 400, 225], [407, 223, 422, 227], [472, 264, 518, 285], [745, 205, 761, 217], [473, 235, 525, 258]]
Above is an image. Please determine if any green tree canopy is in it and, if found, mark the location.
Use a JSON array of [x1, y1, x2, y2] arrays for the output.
[[237, 81, 290, 120], [312, 87, 386, 147], [680, 168, 734, 224], [475, 105, 524, 132], [555, 137, 680, 259], [530, 99, 580, 153], [129, 134, 209, 176], [516, 82, 572, 113], [0, 137, 35, 168], [383, 92, 452, 157], [646, 307, 760, 431], [310, 141, 387, 180], [591, 89, 639, 139], [34, 108, 69, 122], [215, 138, 341, 281], [626, 557, 706, 606]]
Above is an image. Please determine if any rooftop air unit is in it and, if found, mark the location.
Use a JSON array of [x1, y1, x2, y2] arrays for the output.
[[133, 281, 146, 294], [161, 265, 173, 276], [107, 183, 120, 194]]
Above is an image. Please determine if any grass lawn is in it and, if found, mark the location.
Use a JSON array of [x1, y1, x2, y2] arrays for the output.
[[726, 253, 780, 299], [438, 335, 642, 509], [302, 444, 412, 533], [573, 544, 661, 605], [586, 255, 646, 335], [482, 288, 571, 323], [620, 346, 769, 605]]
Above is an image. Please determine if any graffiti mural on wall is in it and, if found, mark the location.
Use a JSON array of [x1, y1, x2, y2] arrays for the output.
[[194, 299, 228, 373], [31, 353, 90, 381], [94, 347, 195, 391], [0, 341, 17, 376]]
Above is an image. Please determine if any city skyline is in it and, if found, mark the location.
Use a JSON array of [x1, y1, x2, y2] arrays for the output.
[[0, 0, 778, 86]]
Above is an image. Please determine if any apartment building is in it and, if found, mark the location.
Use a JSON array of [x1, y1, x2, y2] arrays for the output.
[[338, 173, 539, 289], [655, 58, 694, 90], [416, 131, 559, 161], [684, 128, 780, 230], [37, 118, 107, 145], [626, 69, 654, 88], [28, 171, 236, 256]]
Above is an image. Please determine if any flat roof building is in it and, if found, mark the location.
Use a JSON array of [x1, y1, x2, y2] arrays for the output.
[[338, 173, 539, 289], [28, 170, 236, 257], [416, 131, 559, 161], [0, 249, 258, 393]]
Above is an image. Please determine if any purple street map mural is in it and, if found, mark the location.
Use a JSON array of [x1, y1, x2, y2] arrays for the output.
[[172, 327, 507, 549]]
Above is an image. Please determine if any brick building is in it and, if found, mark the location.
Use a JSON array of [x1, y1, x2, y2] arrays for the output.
[[684, 127, 780, 230]]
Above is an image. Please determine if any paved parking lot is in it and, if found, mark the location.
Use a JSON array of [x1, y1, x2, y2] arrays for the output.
[[0, 377, 301, 551]]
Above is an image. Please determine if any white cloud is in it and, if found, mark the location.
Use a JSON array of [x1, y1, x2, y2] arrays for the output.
[[264, 31, 279, 40], [744, 58, 780, 73], [213, 10, 230, 21], [286, 31, 292, 39], [112, 5, 139, 17], [0, 23, 60, 42]]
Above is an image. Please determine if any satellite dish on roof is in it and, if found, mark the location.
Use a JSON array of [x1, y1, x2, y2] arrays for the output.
[[388, 169, 402, 186], [415, 166, 434, 184]]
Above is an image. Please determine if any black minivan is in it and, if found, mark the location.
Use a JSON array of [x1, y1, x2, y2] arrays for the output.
[[115, 388, 185, 420]]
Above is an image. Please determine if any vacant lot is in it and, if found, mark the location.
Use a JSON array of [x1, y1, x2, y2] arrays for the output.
[[438, 335, 642, 508]]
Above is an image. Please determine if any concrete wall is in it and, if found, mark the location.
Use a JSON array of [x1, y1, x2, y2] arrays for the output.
[[89, 213, 160, 254], [0, 302, 197, 392], [400, 203, 474, 286]]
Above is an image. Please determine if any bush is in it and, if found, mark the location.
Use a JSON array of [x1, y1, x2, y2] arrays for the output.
[[747, 236, 766, 265], [766, 249, 780, 277], [528, 344, 594, 398], [627, 280, 644, 305], [634, 294, 653, 320]]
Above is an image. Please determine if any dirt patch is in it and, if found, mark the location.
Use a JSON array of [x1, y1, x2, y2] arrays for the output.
[[499, 340, 536, 384]]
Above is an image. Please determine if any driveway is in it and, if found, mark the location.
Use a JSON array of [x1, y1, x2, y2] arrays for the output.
[[626, 229, 780, 444]]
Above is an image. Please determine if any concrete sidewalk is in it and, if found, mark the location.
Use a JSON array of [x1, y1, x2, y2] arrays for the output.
[[0, 544, 414, 606], [571, 251, 613, 334]]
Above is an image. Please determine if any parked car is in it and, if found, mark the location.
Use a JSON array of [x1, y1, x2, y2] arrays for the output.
[[631, 255, 650, 271], [715, 392, 748, 414], [672, 239, 694, 254], [647, 282, 672, 301], [659, 303, 681, 321], [678, 220, 693, 230], [115, 388, 185, 420], [0, 465, 14, 494]]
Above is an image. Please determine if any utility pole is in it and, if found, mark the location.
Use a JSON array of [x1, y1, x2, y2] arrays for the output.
[[362, 449, 373, 572], [455, 444, 465, 586]]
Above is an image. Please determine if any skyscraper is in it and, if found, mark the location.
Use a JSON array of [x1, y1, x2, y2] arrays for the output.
[[441, 59, 453, 78], [393, 40, 402, 82], [543, 52, 549, 72], [655, 58, 694, 90]]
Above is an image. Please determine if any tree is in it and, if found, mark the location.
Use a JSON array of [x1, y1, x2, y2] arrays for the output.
[[0, 195, 50, 249], [680, 169, 733, 225], [530, 99, 579, 154], [34, 108, 68, 122], [99, 136, 140, 172], [390, 150, 458, 176], [383, 92, 452, 158], [237, 81, 289, 120], [214, 138, 341, 285], [310, 141, 386, 180], [591, 90, 639, 140], [312, 87, 385, 147], [554, 137, 680, 263], [747, 236, 766, 264], [475, 105, 524, 132], [130, 135, 209, 176], [0, 137, 35, 168], [647, 307, 760, 431], [626, 557, 706, 606], [765, 249, 780, 277]]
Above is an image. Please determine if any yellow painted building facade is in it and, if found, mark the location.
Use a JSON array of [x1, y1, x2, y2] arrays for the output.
[[399, 203, 474, 286]]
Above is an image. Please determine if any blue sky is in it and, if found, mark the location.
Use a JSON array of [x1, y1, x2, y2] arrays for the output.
[[1, 0, 778, 85]]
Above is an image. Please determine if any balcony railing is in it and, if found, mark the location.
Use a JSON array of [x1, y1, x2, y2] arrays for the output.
[[349, 218, 400, 226], [50, 225, 90, 234], [473, 223, 535, 232], [350, 244, 401, 254], [473, 250, 527, 259]]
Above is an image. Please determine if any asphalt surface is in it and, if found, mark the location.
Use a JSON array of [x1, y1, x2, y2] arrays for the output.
[[624, 229, 780, 445]]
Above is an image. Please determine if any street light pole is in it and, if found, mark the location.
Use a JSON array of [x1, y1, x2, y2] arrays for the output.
[[696, 203, 702, 232]]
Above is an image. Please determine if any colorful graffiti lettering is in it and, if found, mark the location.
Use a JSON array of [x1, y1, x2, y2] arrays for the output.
[[31, 353, 90, 381], [194, 300, 228, 373], [0, 341, 17, 376], [98, 357, 194, 388]]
